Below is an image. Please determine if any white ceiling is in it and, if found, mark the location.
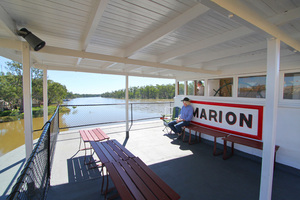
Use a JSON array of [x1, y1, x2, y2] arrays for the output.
[[0, 0, 299, 80]]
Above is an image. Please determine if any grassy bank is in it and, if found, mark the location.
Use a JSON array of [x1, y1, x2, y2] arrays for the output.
[[0, 105, 70, 122]]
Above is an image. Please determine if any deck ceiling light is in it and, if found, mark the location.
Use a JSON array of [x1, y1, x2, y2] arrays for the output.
[[17, 28, 46, 51]]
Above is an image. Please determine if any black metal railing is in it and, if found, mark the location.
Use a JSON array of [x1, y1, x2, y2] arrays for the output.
[[7, 106, 59, 200]]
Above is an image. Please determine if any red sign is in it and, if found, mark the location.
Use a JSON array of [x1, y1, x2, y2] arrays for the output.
[[190, 100, 263, 140]]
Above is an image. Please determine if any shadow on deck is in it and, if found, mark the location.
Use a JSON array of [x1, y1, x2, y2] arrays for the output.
[[47, 120, 300, 200]]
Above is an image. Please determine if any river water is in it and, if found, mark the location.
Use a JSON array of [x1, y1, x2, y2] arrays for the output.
[[0, 97, 173, 157]]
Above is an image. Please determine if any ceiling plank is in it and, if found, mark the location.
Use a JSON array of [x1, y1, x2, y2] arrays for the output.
[[211, 0, 300, 51], [203, 49, 292, 69], [160, 1, 300, 65], [39, 45, 221, 74], [123, 3, 209, 58], [268, 7, 300, 26], [184, 41, 267, 66], [184, 7, 300, 67], [158, 26, 252, 63]]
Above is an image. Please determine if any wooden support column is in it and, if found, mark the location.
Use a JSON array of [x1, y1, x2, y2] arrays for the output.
[[22, 42, 33, 160], [259, 38, 280, 200], [43, 69, 48, 124]]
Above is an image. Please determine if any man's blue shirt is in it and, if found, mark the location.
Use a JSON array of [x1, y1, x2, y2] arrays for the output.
[[180, 105, 193, 121]]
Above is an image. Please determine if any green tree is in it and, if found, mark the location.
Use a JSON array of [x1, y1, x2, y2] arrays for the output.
[[1, 61, 23, 108], [0, 75, 20, 108], [100, 83, 175, 99], [48, 80, 68, 104]]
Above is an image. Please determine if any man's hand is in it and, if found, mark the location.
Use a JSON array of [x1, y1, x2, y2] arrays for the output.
[[176, 118, 184, 123]]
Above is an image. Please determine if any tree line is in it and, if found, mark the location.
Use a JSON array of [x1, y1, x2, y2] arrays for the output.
[[100, 84, 175, 99], [1, 61, 175, 112], [0, 61, 71, 111]]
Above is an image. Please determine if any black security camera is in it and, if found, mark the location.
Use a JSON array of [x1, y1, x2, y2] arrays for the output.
[[17, 28, 46, 51]]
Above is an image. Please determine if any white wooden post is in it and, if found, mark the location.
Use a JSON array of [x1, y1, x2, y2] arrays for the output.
[[125, 75, 129, 138], [43, 69, 48, 124], [259, 38, 280, 200], [22, 42, 33, 160], [175, 79, 178, 96]]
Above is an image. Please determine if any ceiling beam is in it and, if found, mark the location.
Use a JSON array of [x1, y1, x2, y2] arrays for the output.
[[81, 0, 109, 50], [0, 5, 19, 39], [123, 3, 209, 58], [34, 63, 175, 79], [39, 45, 221, 74], [211, 0, 300, 51], [0, 38, 23, 50]]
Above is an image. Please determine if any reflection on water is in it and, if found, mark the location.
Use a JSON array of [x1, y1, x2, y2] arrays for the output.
[[0, 97, 173, 157], [0, 118, 42, 157]]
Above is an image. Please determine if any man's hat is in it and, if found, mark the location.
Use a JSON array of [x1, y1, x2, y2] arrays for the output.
[[181, 97, 190, 102]]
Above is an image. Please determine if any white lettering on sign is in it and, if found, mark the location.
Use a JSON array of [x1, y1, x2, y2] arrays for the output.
[[190, 100, 263, 140]]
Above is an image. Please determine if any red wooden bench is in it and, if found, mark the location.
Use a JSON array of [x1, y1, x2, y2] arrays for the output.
[[90, 140, 180, 199], [222, 135, 280, 160], [79, 128, 109, 164], [104, 157, 181, 200], [90, 139, 135, 164], [183, 123, 228, 156]]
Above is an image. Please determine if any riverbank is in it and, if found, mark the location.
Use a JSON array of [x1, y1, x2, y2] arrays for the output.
[[0, 106, 70, 123]]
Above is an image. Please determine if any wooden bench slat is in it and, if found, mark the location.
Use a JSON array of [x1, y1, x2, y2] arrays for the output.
[[80, 128, 109, 142], [222, 135, 280, 160], [86, 129, 95, 141], [90, 141, 110, 164], [223, 135, 263, 149], [102, 142, 123, 162], [89, 129, 100, 141], [109, 140, 135, 158], [105, 162, 135, 200], [186, 124, 228, 137], [80, 130, 90, 142], [106, 141, 131, 161], [119, 160, 157, 200], [127, 158, 171, 200], [132, 157, 180, 200], [223, 135, 280, 151], [95, 128, 110, 140], [111, 162, 146, 200]]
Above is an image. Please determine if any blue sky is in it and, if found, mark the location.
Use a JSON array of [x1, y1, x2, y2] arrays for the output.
[[0, 56, 174, 94]]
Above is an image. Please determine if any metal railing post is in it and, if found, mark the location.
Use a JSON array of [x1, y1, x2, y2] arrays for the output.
[[47, 127, 51, 182]]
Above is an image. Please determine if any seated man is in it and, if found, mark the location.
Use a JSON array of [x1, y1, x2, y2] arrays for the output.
[[168, 97, 193, 138]]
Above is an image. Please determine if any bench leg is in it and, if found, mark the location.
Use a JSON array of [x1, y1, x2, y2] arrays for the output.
[[223, 140, 234, 160], [188, 129, 197, 144], [79, 137, 82, 151], [212, 137, 223, 156], [183, 129, 199, 144], [182, 128, 187, 142], [190, 131, 200, 144]]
